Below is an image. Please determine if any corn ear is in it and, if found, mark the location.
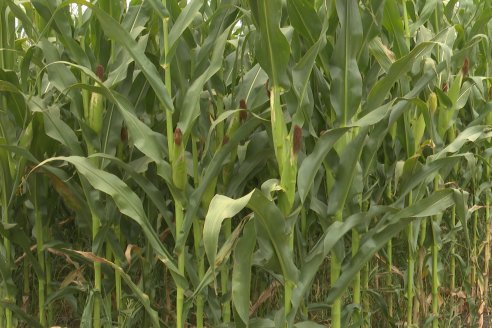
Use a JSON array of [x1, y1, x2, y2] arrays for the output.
[[428, 92, 437, 115], [279, 125, 302, 215], [87, 65, 105, 138], [438, 72, 462, 139], [271, 86, 288, 173], [89, 93, 104, 135]]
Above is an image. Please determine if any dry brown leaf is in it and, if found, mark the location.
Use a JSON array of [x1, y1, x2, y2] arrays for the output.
[[125, 244, 141, 266]]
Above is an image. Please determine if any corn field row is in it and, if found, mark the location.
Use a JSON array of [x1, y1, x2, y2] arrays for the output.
[[0, 0, 491, 327]]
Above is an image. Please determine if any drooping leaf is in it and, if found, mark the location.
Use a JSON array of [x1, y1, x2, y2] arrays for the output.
[[203, 189, 298, 285], [34, 156, 187, 288]]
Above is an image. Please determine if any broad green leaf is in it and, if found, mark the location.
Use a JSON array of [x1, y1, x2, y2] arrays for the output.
[[330, 0, 363, 125], [203, 192, 253, 278], [53, 62, 168, 165], [67, 0, 174, 112], [298, 101, 393, 203], [92, 153, 181, 235], [327, 127, 368, 218], [382, 0, 409, 58], [35, 156, 187, 288], [37, 38, 84, 118], [289, 206, 388, 318], [32, 1, 91, 68], [409, 0, 438, 35], [326, 190, 455, 304], [232, 220, 256, 325], [366, 42, 437, 112], [168, 0, 203, 58], [287, 0, 321, 45], [291, 29, 327, 125], [453, 189, 470, 247], [297, 128, 348, 203], [249, 0, 290, 88], [178, 27, 231, 140], [436, 125, 488, 158], [29, 100, 84, 156], [176, 117, 262, 253], [247, 190, 299, 283], [397, 155, 462, 201], [203, 189, 298, 284], [145, 0, 169, 18]]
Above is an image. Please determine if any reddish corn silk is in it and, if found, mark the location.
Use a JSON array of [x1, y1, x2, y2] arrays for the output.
[[462, 58, 469, 76], [265, 79, 270, 99], [120, 126, 128, 142], [442, 82, 448, 92], [96, 64, 105, 81], [293, 125, 302, 155], [239, 99, 248, 122], [222, 135, 229, 145], [240, 110, 247, 122], [174, 127, 182, 146]]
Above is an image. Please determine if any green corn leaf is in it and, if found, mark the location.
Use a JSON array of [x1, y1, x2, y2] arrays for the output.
[[291, 28, 327, 126], [327, 127, 368, 218], [330, 0, 363, 126], [0, 301, 42, 328], [91, 153, 182, 236], [203, 192, 252, 279], [232, 220, 256, 325], [203, 189, 298, 285], [325, 190, 455, 304], [249, 0, 290, 88], [397, 155, 463, 201], [287, 0, 322, 46], [67, 0, 174, 112], [176, 117, 262, 253], [68, 249, 161, 328], [366, 42, 437, 112], [298, 101, 393, 203], [382, 0, 409, 58], [168, 0, 203, 58], [35, 156, 187, 288], [49, 62, 169, 166], [409, 0, 438, 35], [29, 101, 84, 156], [145, 0, 169, 19], [297, 128, 349, 203], [178, 26, 231, 141], [289, 206, 388, 318]]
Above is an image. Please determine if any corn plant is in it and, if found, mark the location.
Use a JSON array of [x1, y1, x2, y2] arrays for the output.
[[1, 0, 492, 327]]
